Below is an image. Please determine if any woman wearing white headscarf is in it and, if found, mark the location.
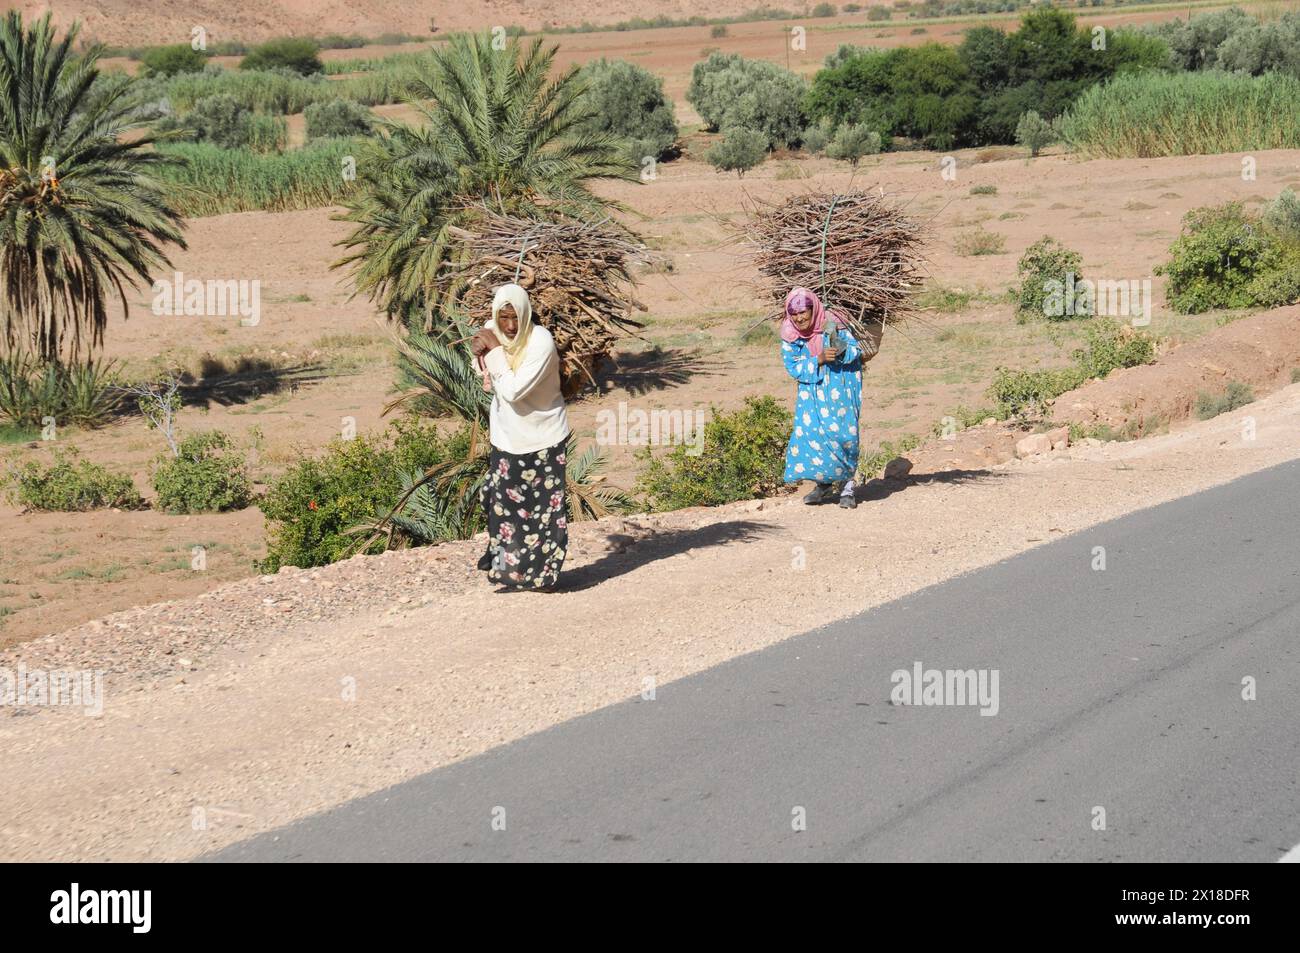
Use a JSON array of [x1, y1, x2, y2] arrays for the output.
[[469, 283, 570, 590]]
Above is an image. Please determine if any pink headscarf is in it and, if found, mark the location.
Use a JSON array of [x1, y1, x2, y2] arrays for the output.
[[780, 287, 833, 358]]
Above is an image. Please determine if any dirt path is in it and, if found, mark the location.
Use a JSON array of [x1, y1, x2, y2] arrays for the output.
[[4, 374, 1299, 861]]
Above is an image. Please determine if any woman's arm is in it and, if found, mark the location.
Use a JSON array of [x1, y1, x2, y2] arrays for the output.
[[782, 340, 823, 384], [834, 328, 862, 366]]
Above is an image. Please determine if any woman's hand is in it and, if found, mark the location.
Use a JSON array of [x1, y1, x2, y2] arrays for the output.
[[820, 345, 844, 365], [470, 328, 498, 358]]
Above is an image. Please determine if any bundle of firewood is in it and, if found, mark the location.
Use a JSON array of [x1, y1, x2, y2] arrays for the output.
[[442, 211, 648, 398], [747, 190, 926, 357]]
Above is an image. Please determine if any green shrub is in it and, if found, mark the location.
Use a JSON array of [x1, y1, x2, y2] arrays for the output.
[[988, 366, 1087, 420], [304, 98, 373, 140], [152, 431, 252, 514], [705, 127, 768, 177], [825, 122, 881, 166], [258, 419, 466, 571], [1157, 202, 1289, 314], [182, 94, 288, 152], [687, 52, 807, 148], [1195, 381, 1255, 420], [140, 44, 208, 78], [800, 117, 834, 154], [969, 184, 997, 195], [812, 2, 838, 15], [1263, 188, 1300, 241], [637, 396, 791, 511], [867, 7, 892, 20], [240, 38, 324, 76], [7, 451, 143, 512], [1073, 318, 1157, 379], [711, 24, 729, 38], [577, 59, 679, 160], [1016, 237, 1084, 320], [1014, 110, 1060, 157]]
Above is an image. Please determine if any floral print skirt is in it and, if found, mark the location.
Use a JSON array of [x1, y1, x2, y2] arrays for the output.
[[480, 437, 568, 589]]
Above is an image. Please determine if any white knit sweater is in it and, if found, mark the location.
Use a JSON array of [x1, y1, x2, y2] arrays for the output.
[[482, 323, 570, 455]]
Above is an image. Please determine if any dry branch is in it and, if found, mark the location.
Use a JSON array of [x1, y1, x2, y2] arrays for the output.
[[747, 189, 927, 354], [438, 211, 648, 398]]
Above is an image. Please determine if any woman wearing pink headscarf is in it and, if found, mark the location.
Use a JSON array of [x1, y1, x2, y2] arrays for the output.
[[779, 287, 864, 508]]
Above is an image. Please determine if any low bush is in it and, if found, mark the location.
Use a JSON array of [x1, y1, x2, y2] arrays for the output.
[[304, 98, 373, 140], [174, 94, 288, 152], [1016, 237, 1084, 320], [705, 128, 768, 177], [140, 44, 208, 78], [801, 117, 833, 154], [954, 227, 1006, 257], [7, 451, 144, 512], [152, 431, 252, 514], [1073, 318, 1157, 379], [825, 122, 881, 166], [1014, 110, 1060, 157], [637, 396, 791, 511], [240, 38, 324, 75], [258, 419, 467, 571], [1195, 381, 1256, 420], [1157, 201, 1300, 314], [989, 365, 1087, 420]]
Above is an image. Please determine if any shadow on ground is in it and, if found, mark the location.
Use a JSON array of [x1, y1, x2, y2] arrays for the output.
[[854, 468, 1004, 505], [599, 346, 716, 397], [526, 518, 774, 593]]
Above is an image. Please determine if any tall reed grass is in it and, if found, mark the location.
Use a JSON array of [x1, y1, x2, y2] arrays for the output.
[[1062, 71, 1300, 158], [160, 68, 412, 115], [156, 139, 360, 215]]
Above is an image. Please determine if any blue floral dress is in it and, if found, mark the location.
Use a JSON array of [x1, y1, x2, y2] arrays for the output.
[[781, 328, 863, 485]]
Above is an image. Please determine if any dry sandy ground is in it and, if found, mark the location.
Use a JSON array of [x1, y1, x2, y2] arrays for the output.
[[5, 146, 1300, 646], [45, 0, 1249, 49], [3, 360, 1298, 861]]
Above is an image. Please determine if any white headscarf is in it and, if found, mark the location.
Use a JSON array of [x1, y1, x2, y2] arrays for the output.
[[490, 283, 534, 371]]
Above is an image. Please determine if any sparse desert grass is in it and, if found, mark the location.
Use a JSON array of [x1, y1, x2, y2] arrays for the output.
[[954, 228, 1006, 257]]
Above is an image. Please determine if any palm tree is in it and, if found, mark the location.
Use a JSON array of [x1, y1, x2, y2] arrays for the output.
[[334, 31, 637, 330], [0, 12, 185, 362]]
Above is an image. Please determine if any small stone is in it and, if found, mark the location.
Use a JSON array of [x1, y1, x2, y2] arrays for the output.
[[883, 456, 913, 480]]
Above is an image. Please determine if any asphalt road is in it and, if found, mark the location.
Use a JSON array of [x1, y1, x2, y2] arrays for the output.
[[209, 459, 1300, 862]]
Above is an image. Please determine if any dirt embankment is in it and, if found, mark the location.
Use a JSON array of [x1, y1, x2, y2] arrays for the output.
[[1057, 305, 1300, 431]]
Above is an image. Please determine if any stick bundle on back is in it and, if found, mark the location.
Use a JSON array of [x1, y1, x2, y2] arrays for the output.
[[444, 212, 647, 398], [748, 190, 926, 352]]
